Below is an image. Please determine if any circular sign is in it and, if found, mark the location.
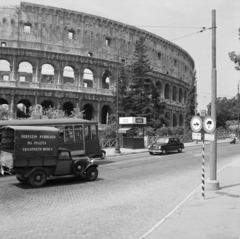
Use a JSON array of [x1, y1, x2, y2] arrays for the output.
[[190, 116, 203, 133], [203, 116, 216, 133]]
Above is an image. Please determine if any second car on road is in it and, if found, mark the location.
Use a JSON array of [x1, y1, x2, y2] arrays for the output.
[[148, 137, 184, 155]]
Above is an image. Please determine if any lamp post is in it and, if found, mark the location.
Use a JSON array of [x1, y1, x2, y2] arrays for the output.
[[114, 45, 125, 154], [237, 80, 240, 137]]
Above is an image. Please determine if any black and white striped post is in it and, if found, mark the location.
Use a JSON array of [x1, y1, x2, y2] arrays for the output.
[[201, 135, 205, 200]]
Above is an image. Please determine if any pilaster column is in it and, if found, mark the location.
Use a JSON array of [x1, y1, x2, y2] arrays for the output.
[[56, 70, 63, 84], [97, 99, 102, 123], [10, 56, 16, 81]]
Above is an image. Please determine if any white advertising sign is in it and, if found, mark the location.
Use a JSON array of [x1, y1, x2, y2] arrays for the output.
[[119, 117, 146, 125]]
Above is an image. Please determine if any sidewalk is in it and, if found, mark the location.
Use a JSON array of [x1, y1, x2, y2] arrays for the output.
[[140, 157, 240, 239], [103, 138, 230, 157]]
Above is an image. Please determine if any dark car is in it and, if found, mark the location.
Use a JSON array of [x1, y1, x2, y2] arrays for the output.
[[148, 137, 184, 155]]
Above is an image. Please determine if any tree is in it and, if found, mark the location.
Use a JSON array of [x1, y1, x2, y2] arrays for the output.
[[184, 70, 197, 130], [126, 36, 166, 128], [229, 51, 240, 71], [207, 96, 238, 128]]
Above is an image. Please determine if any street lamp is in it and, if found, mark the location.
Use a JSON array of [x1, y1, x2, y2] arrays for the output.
[[114, 45, 125, 154], [237, 80, 240, 137]]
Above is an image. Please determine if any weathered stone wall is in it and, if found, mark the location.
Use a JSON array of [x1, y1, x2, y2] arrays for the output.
[[0, 2, 195, 127]]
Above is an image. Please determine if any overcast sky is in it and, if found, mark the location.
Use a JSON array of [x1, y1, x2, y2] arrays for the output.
[[4, 0, 240, 111]]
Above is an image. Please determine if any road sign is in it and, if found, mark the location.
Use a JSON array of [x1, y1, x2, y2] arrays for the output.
[[192, 132, 201, 140], [204, 133, 215, 141], [203, 116, 216, 133], [190, 116, 203, 133]]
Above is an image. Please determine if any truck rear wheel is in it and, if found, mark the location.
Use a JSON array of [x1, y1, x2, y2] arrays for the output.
[[86, 167, 98, 181], [29, 170, 47, 187]]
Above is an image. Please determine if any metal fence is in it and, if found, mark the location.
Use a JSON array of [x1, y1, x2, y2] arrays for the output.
[[99, 130, 233, 149]]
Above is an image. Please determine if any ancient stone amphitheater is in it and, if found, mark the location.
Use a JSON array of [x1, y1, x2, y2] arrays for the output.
[[0, 2, 195, 126]]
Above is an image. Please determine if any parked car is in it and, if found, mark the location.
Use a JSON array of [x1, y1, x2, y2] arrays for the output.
[[148, 137, 184, 155]]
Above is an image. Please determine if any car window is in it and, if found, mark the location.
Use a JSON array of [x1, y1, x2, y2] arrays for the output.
[[174, 138, 179, 143], [157, 138, 169, 143], [169, 139, 174, 143]]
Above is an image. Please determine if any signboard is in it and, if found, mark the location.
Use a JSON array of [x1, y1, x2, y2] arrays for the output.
[[200, 110, 206, 117], [192, 132, 202, 140], [190, 116, 203, 133], [1, 126, 59, 156], [203, 116, 216, 133], [119, 117, 147, 125], [204, 133, 215, 141]]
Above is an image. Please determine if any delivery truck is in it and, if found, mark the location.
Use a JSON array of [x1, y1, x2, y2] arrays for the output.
[[0, 125, 98, 187]]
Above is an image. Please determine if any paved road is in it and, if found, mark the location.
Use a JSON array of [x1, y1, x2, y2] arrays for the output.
[[0, 143, 239, 239]]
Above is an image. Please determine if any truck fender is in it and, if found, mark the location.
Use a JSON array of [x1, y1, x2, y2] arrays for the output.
[[24, 167, 47, 178], [83, 164, 98, 173]]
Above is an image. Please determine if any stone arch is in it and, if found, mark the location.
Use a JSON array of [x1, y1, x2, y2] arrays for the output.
[[0, 98, 8, 105], [63, 101, 74, 116], [179, 88, 183, 103], [164, 83, 171, 100], [63, 66, 74, 84], [16, 99, 31, 118], [41, 64, 55, 83], [179, 114, 184, 126], [101, 105, 110, 124], [18, 61, 33, 82], [83, 103, 93, 120], [173, 113, 177, 127], [102, 70, 111, 89], [41, 100, 54, 109], [172, 86, 177, 101], [0, 59, 10, 81], [83, 68, 94, 88], [165, 111, 171, 127], [184, 90, 187, 103]]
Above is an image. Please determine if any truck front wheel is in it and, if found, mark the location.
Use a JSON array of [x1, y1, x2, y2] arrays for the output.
[[86, 167, 98, 181], [29, 171, 47, 187]]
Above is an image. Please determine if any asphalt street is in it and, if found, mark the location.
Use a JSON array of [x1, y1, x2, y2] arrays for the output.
[[0, 142, 239, 239]]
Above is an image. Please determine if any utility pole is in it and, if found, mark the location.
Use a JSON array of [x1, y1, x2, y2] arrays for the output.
[[195, 80, 197, 116], [206, 10, 219, 190], [238, 81, 240, 137]]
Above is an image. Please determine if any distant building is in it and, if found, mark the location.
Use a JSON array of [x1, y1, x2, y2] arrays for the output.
[[0, 2, 195, 126]]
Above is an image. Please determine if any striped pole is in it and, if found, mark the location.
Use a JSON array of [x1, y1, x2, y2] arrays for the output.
[[202, 136, 205, 200]]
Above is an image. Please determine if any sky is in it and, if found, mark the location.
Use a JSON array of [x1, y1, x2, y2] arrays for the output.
[[3, 0, 240, 111]]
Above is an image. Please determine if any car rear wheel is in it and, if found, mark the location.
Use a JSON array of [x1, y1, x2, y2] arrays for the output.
[[100, 150, 106, 159], [86, 167, 98, 181], [162, 149, 167, 155], [178, 148, 183, 153], [29, 171, 47, 187], [149, 152, 153, 155]]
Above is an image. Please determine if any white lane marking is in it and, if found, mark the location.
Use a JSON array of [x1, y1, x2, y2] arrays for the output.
[[139, 158, 236, 239]]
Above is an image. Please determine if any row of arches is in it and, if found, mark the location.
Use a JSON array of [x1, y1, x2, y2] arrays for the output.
[[0, 59, 189, 104], [0, 60, 111, 89], [165, 112, 184, 127], [0, 98, 111, 123]]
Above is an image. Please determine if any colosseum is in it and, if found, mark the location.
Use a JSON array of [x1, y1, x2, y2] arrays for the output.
[[0, 2, 195, 127]]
